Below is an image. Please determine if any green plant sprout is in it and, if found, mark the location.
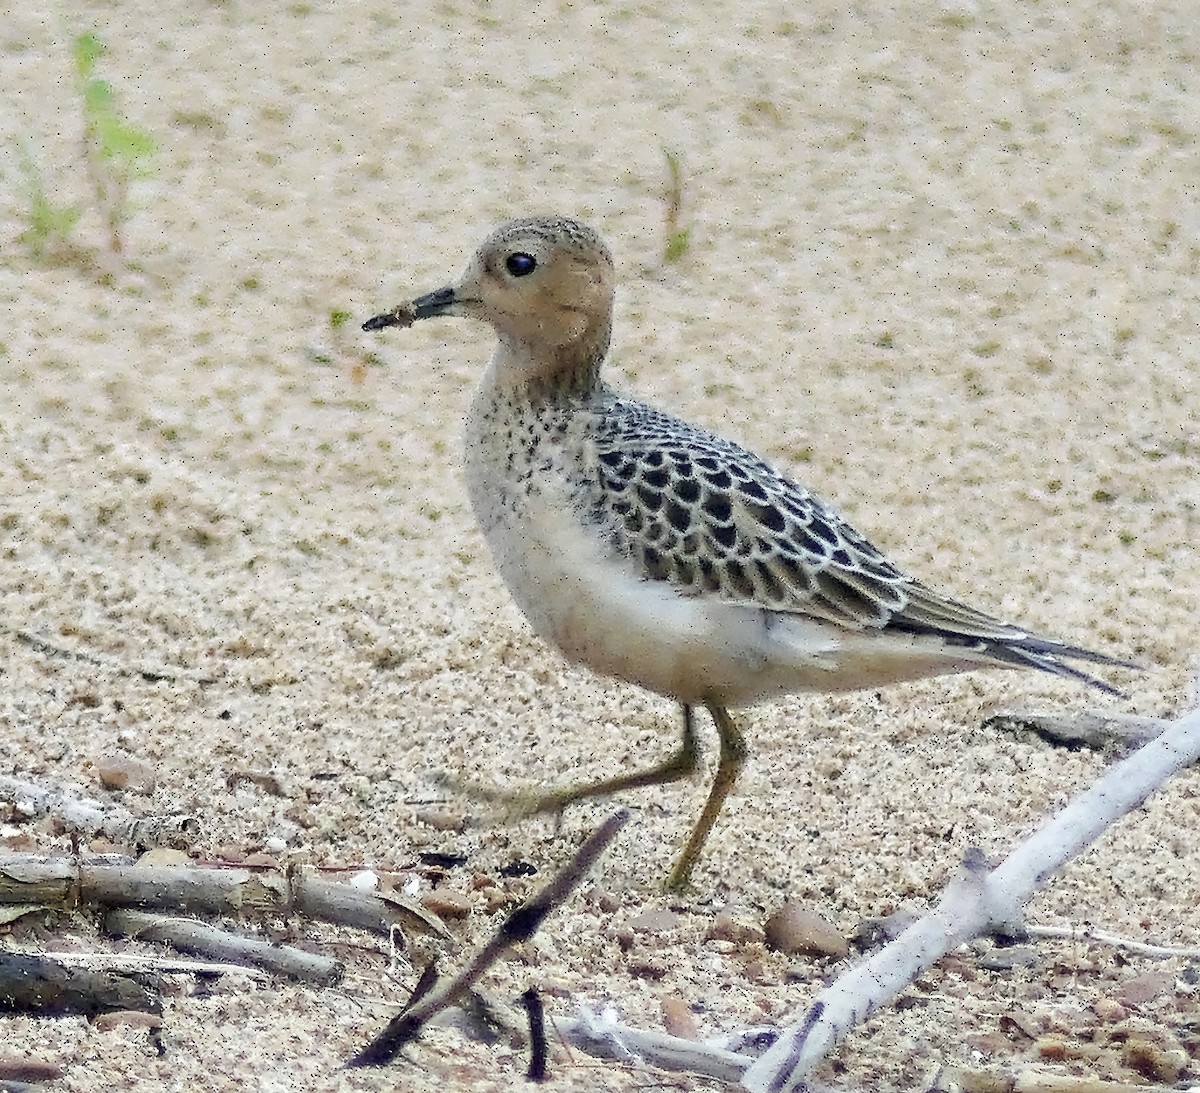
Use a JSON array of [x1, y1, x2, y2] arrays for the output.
[[662, 148, 692, 263], [16, 137, 81, 260], [73, 30, 156, 254]]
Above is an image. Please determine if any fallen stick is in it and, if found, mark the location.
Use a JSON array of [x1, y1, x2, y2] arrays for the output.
[[104, 909, 343, 985], [0, 858, 449, 940], [0, 951, 159, 1018], [0, 776, 200, 851]]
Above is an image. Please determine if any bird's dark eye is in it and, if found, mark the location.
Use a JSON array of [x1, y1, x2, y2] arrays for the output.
[[505, 252, 537, 277]]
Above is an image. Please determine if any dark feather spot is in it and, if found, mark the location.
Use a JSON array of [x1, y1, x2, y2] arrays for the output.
[[637, 485, 663, 511], [738, 478, 769, 501], [797, 529, 832, 559], [664, 500, 692, 533], [755, 560, 786, 603], [813, 571, 881, 623], [643, 467, 670, 489], [644, 450, 665, 468], [778, 556, 813, 593], [675, 479, 701, 503], [697, 556, 721, 591], [724, 560, 756, 599], [642, 546, 669, 580], [702, 495, 732, 522], [599, 450, 624, 468], [704, 469, 732, 490], [709, 522, 737, 550], [679, 533, 701, 556], [807, 515, 840, 546], [745, 501, 786, 532]]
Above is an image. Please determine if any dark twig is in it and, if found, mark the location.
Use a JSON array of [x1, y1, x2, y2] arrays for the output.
[[11, 628, 216, 685], [403, 959, 440, 1012], [347, 808, 630, 1068], [519, 987, 548, 1082]]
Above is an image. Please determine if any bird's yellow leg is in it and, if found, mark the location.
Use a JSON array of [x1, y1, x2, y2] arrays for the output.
[[448, 704, 702, 819], [664, 701, 746, 893]]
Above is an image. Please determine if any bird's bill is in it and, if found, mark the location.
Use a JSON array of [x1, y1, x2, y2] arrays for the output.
[[361, 285, 457, 332]]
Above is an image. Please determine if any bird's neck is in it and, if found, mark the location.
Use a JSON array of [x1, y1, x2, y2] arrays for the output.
[[488, 322, 612, 406]]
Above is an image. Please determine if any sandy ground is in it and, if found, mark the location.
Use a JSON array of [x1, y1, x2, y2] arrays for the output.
[[3, 2, 1199, 1089]]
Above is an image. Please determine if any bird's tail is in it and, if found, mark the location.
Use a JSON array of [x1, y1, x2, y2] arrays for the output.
[[887, 581, 1139, 698]]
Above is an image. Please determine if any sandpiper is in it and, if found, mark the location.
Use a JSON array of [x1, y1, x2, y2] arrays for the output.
[[364, 215, 1132, 890]]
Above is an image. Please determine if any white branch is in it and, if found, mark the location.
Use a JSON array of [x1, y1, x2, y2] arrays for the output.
[[743, 699, 1200, 1093], [554, 1007, 754, 1083], [548, 698, 1199, 1089]]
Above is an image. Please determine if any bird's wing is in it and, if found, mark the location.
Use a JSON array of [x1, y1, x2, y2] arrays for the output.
[[585, 398, 1042, 637], [586, 397, 925, 629], [581, 396, 1131, 690]]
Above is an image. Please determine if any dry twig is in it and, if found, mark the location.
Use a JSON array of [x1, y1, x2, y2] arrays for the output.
[[104, 909, 342, 984], [0, 775, 200, 851], [10, 628, 216, 685], [348, 808, 630, 1067], [0, 856, 449, 940]]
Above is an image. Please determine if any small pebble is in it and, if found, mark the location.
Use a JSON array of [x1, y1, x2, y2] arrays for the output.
[[1034, 1035, 1067, 1061], [239, 852, 279, 869], [660, 994, 699, 1040], [93, 1010, 164, 1032], [0, 1058, 64, 1083], [586, 887, 621, 914], [420, 888, 472, 920], [763, 901, 847, 958], [414, 808, 467, 833], [706, 907, 765, 945], [96, 755, 157, 793], [628, 908, 683, 933], [1116, 969, 1174, 1006], [1092, 997, 1127, 1024]]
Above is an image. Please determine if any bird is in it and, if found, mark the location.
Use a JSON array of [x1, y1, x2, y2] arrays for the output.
[[363, 215, 1133, 891]]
